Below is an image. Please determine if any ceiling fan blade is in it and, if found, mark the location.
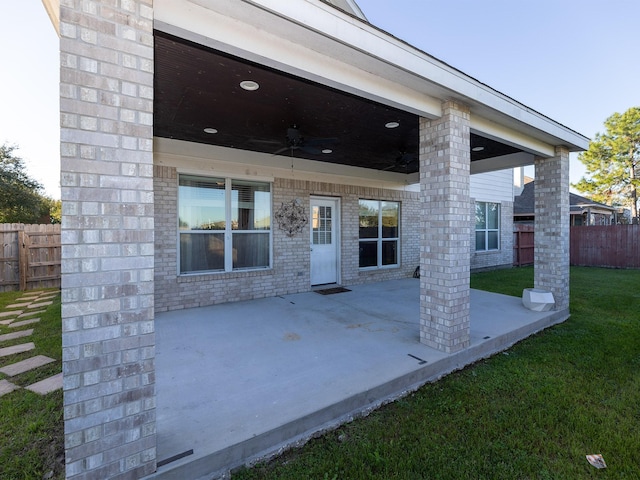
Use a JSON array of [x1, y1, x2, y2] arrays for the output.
[[305, 137, 339, 146], [272, 146, 291, 155], [300, 145, 322, 155], [248, 138, 283, 146]]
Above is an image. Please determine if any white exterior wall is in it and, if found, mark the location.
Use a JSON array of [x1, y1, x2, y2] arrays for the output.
[[470, 169, 514, 271]]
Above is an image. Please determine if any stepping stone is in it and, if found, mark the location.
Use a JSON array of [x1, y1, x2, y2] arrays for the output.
[[38, 293, 59, 298], [18, 295, 40, 301], [6, 303, 31, 308], [26, 373, 62, 395], [0, 342, 35, 357], [0, 329, 34, 343], [18, 310, 44, 318], [0, 311, 21, 318], [0, 379, 20, 397], [27, 301, 53, 309], [0, 355, 55, 377], [9, 318, 40, 328], [0, 319, 14, 326]]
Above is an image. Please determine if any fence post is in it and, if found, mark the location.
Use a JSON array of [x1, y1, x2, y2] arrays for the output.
[[18, 229, 28, 291]]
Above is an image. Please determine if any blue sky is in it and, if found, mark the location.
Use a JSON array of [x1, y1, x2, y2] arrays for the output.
[[2, 1, 638, 199]]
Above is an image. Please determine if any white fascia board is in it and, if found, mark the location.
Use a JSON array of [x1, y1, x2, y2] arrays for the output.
[[154, 138, 419, 190], [41, 0, 60, 36]]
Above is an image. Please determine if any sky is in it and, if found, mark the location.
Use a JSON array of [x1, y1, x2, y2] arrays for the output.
[[1, 1, 639, 199]]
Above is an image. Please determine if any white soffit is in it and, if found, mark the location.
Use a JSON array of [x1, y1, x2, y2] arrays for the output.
[[154, 0, 589, 152]]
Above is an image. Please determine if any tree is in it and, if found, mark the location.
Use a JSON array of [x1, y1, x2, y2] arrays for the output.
[[572, 107, 640, 222], [0, 143, 52, 224]]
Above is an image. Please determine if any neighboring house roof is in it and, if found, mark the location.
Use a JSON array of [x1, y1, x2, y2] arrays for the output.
[[514, 181, 617, 216]]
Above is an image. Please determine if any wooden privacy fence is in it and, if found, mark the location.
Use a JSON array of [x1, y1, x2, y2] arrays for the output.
[[570, 224, 640, 268], [0, 224, 61, 292], [513, 224, 534, 266]]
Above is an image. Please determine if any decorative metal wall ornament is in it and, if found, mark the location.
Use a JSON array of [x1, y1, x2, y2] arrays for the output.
[[274, 199, 308, 237]]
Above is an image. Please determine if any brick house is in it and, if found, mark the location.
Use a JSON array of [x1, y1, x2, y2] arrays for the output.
[[42, 0, 588, 478]]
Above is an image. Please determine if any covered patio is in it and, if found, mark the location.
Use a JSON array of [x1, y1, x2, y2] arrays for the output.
[[148, 279, 568, 479]]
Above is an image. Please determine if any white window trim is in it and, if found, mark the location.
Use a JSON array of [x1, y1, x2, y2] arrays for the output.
[[358, 199, 400, 270], [475, 201, 500, 252], [177, 174, 272, 275]]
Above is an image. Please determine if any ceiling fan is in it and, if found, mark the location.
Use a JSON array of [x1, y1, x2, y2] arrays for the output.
[[382, 151, 418, 173], [272, 125, 338, 156]]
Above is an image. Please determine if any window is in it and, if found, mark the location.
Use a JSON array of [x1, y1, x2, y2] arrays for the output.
[[475, 202, 500, 251], [359, 199, 399, 268], [179, 174, 271, 274]]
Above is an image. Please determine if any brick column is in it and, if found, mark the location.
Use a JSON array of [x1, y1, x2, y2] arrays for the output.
[[419, 100, 471, 353], [534, 146, 570, 311], [60, 1, 156, 478]]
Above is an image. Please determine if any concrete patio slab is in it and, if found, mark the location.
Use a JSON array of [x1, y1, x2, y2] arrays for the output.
[[0, 329, 34, 343], [146, 279, 568, 480], [0, 342, 35, 358], [0, 355, 56, 377], [25, 372, 63, 395]]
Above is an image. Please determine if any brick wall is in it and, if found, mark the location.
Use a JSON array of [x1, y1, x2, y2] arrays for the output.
[[153, 168, 420, 312], [60, 1, 156, 478]]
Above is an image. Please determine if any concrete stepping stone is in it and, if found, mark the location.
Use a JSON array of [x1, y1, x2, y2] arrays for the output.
[[9, 318, 40, 328], [6, 303, 32, 309], [18, 295, 40, 301], [18, 310, 44, 318], [0, 342, 35, 357], [38, 293, 59, 298], [26, 373, 62, 395], [0, 329, 34, 343], [0, 355, 56, 377], [27, 301, 53, 309], [0, 311, 21, 318], [0, 319, 14, 326], [0, 379, 20, 397]]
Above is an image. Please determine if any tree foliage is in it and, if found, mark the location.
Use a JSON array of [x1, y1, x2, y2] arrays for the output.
[[0, 143, 59, 224], [572, 107, 640, 222]]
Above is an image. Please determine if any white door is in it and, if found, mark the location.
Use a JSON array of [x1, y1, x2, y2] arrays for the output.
[[310, 197, 339, 285]]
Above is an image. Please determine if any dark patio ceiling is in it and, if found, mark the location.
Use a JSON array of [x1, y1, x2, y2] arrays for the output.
[[154, 31, 520, 175]]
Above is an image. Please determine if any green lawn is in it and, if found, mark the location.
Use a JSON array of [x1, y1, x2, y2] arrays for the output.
[[233, 267, 640, 479], [0, 289, 64, 480]]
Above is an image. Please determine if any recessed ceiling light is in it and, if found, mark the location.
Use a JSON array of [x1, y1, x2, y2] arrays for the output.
[[472, 146, 485, 152], [322, 149, 333, 154], [385, 121, 400, 129], [240, 80, 259, 91], [204, 128, 218, 134]]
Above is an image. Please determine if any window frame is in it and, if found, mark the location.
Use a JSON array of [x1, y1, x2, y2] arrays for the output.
[[475, 201, 500, 252], [358, 199, 400, 269], [178, 174, 272, 275]]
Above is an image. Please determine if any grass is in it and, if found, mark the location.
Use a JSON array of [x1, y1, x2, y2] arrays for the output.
[[233, 266, 640, 479], [0, 289, 64, 480]]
